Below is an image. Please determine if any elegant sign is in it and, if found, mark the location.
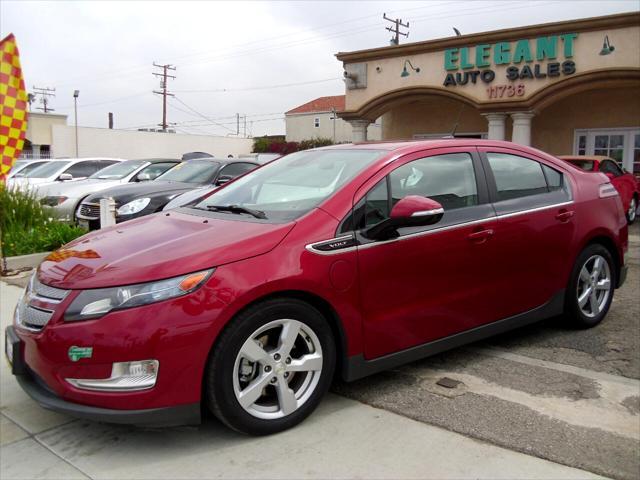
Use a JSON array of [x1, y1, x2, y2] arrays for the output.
[[442, 33, 578, 88]]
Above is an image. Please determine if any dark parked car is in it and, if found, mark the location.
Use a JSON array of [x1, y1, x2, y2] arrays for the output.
[[76, 158, 258, 230], [7, 140, 629, 436]]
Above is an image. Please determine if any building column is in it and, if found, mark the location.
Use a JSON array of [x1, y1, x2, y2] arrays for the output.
[[510, 112, 535, 146], [481, 113, 506, 141], [348, 119, 371, 143], [31, 144, 41, 159]]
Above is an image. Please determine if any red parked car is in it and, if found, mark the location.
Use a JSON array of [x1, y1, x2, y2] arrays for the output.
[[559, 155, 639, 224], [7, 140, 629, 435]]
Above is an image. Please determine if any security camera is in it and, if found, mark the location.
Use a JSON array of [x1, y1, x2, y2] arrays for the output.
[[375, 66, 382, 73]]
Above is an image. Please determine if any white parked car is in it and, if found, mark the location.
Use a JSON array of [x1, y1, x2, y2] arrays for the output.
[[6, 158, 124, 190], [37, 158, 182, 222], [6, 159, 51, 179]]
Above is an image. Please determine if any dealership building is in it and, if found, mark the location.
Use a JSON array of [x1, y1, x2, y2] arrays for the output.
[[336, 12, 640, 175]]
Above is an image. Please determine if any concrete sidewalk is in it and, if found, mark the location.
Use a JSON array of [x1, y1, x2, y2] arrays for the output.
[[0, 282, 602, 480]]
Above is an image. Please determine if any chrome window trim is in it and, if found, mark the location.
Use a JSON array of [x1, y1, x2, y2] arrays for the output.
[[305, 201, 574, 256]]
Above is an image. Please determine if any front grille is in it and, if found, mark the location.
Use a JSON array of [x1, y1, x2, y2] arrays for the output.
[[78, 202, 100, 219], [15, 274, 70, 331], [16, 301, 54, 330], [32, 276, 69, 301]]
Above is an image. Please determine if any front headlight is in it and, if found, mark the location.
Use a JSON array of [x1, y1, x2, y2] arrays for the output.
[[41, 196, 68, 206], [117, 197, 150, 215], [65, 269, 214, 321]]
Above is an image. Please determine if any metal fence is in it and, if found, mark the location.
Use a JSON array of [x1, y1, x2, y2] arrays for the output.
[[19, 152, 52, 160]]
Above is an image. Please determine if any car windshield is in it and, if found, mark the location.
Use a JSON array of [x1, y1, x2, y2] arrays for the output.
[[23, 161, 71, 178], [89, 160, 145, 179], [192, 149, 385, 222], [13, 161, 46, 176], [568, 159, 596, 171], [156, 160, 219, 183]]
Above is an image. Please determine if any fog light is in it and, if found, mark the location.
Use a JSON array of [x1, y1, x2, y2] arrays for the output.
[[66, 360, 159, 392]]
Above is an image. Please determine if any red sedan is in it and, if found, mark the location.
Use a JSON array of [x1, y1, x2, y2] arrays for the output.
[[7, 140, 629, 435], [559, 155, 639, 224]]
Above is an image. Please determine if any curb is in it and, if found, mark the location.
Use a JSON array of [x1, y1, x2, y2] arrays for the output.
[[3, 251, 50, 271]]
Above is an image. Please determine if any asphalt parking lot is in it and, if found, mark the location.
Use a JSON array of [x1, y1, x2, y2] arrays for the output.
[[1, 225, 638, 479]]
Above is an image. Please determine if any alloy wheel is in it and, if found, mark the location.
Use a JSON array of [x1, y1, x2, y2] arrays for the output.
[[629, 198, 637, 222], [232, 319, 323, 419], [576, 254, 612, 318]]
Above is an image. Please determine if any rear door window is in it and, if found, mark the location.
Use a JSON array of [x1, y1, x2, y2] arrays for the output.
[[483, 151, 571, 215], [486, 153, 548, 201]]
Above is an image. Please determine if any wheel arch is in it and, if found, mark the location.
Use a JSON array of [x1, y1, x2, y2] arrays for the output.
[[203, 289, 351, 388], [582, 233, 622, 284]]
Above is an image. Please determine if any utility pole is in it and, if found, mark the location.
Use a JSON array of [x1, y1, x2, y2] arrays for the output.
[[236, 113, 240, 136], [243, 115, 247, 138], [152, 63, 176, 132], [33, 86, 56, 113], [331, 107, 337, 143], [383, 13, 409, 46]]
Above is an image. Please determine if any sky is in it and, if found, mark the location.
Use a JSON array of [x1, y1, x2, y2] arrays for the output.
[[1, 0, 638, 137]]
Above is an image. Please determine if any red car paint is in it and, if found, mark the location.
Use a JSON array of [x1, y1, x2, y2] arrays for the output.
[[559, 155, 639, 221], [10, 140, 628, 418]]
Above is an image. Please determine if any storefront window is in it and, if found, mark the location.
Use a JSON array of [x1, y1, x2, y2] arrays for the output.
[[593, 134, 624, 163], [577, 135, 586, 155], [634, 134, 640, 176]]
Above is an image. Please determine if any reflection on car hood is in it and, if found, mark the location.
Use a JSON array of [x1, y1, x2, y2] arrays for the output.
[[38, 210, 295, 289], [36, 178, 125, 198]]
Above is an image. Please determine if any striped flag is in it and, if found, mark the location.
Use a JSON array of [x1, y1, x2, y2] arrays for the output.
[[0, 34, 28, 183]]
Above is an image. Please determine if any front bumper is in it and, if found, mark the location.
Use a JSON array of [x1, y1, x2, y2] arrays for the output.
[[6, 325, 200, 427]]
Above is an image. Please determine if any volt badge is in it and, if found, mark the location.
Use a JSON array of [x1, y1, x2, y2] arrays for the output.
[[68, 346, 93, 362]]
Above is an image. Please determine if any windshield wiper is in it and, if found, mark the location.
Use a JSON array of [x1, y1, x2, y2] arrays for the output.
[[206, 204, 267, 219]]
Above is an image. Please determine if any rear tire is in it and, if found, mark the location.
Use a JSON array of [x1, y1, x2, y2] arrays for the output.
[[627, 196, 637, 225], [205, 298, 335, 435], [564, 244, 615, 329]]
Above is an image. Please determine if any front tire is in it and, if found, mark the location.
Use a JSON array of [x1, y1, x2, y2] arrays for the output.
[[205, 298, 335, 435], [565, 244, 615, 328]]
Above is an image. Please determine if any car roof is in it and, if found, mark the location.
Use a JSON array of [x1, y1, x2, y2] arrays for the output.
[[558, 155, 610, 162]]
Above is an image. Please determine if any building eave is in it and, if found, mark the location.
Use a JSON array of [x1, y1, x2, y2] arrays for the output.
[[335, 11, 640, 63]]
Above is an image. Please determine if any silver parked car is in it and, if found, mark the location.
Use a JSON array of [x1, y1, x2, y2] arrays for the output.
[[37, 158, 182, 222], [6, 158, 124, 190]]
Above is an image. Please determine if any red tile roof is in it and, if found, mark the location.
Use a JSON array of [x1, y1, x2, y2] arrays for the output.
[[285, 95, 345, 115]]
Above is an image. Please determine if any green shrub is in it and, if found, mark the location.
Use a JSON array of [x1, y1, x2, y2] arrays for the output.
[[0, 185, 87, 257]]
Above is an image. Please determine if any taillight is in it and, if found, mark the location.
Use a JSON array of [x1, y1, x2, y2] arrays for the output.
[[598, 183, 618, 199]]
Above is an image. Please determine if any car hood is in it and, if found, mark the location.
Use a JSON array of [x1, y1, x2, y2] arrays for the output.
[[38, 210, 295, 289], [37, 178, 124, 198], [84, 181, 196, 205]]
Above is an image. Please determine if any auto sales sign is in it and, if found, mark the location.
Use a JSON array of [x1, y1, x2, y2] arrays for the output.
[[442, 33, 578, 99]]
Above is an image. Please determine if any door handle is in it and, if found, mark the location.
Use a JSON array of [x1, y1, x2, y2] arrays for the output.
[[555, 209, 575, 222], [467, 228, 494, 243]]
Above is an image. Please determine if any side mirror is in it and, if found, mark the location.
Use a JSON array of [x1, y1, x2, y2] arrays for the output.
[[216, 174, 233, 186], [137, 172, 152, 182], [58, 173, 73, 181], [363, 195, 444, 241]]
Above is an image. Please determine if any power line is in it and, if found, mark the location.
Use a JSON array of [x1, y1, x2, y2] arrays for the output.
[[170, 96, 237, 134], [152, 63, 176, 132], [173, 77, 341, 94]]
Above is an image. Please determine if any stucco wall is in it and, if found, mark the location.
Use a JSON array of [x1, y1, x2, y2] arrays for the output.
[[381, 96, 488, 139], [51, 126, 253, 159], [532, 87, 640, 155], [26, 113, 67, 145], [285, 112, 382, 142]]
